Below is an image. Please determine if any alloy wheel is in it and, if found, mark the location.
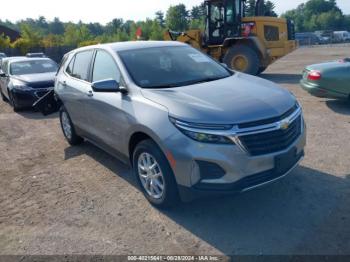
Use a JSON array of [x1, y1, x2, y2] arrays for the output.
[[61, 111, 72, 140], [137, 152, 165, 199], [232, 55, 249, 72]]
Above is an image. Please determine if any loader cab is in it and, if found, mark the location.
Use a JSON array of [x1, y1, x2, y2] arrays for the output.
[[205, 0, 242, 45]]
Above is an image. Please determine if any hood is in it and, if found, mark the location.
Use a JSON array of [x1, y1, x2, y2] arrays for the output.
[[306, 59, 350, 72], [12, 72, 56, 89], [141, 73, 296, 125]]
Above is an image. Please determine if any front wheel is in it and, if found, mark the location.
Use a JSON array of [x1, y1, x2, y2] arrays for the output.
[[0, 89, 7, 102], [59, 106, 83, 145], [8, 90, 20, 112], [223, 45, 260, 75], [133, 139, 179, 208]]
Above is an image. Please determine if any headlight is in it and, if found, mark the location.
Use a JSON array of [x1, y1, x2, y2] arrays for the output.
[[13, 85, 32, 91], [180, 129, 233, 144], [169, 117, 234, 145], [11, 81, 32, 91]]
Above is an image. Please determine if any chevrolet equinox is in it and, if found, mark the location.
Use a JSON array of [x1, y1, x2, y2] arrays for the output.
[[42, 41, 306, 207]]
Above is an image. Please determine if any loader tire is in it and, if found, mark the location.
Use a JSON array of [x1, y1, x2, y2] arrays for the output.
[[258, 66, 268, 75], [223, 45, 260, 75]]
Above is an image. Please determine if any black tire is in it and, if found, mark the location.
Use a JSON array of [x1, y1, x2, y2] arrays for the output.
[[0, 89, 7, 102], [8, 90, 20, 112], [133, 139, 180, 208], [59, 106, 84, 145], [223, 45, 260, 75]]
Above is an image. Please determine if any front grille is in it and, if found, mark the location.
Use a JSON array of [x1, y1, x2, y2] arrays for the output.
[[239, 115, 302, 156], [35, 90, 50, 98], [30, 81, 54, 89]]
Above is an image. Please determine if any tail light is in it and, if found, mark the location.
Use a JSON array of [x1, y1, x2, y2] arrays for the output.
[[307, 70, 321, 81]]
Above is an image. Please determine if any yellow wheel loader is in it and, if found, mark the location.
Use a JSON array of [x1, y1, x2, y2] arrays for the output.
[[164, 0, 297, 75]]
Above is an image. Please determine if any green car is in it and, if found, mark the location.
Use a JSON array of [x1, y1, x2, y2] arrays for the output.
[[300, 58, 350, 99]]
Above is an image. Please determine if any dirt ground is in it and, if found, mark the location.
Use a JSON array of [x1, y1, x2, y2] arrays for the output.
[[0, 44, 350, 256]]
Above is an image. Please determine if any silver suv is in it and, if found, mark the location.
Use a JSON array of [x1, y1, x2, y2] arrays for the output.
[[48, 41, 306, 207]]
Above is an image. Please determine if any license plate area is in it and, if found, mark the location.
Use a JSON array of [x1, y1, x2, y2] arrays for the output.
[[275, 147, 299, 175]]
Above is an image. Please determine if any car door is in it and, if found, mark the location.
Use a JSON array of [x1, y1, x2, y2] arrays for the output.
[[84, 49, 128, 153], [57, 50, 94, 133], [325, 62, 350, 95]]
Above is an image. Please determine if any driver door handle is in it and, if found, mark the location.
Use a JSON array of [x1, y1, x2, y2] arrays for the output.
[[60, 81, 67, 87]]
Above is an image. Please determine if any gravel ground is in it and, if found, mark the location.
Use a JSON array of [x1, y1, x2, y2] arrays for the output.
[[0, 45, 349, 256]]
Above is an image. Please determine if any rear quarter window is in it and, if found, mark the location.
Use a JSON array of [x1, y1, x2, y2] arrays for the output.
[[58, 54, 70, 74], [66, 56, 75, 76]]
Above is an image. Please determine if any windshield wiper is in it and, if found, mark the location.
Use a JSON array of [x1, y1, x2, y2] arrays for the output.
[[145, 83, 184, 89], [187, 76, 228, 85], [144, 76, 229, 89]]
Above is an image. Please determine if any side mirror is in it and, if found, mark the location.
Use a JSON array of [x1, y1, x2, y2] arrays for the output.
[[0, 71, 7, 77], [91, 79, 126, 94]]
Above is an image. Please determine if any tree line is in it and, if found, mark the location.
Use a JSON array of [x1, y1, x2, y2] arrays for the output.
[[282, 0, 350, 32], [0, 0, 349, 53]]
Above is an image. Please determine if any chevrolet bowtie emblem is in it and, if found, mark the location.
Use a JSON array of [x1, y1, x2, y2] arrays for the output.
[[280, 120, 290, 130]]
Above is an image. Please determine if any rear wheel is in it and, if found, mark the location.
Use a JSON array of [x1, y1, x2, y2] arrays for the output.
[[59, 106, 83, 145], [133, 139, 179, 208], [224, 45, 260, 75]]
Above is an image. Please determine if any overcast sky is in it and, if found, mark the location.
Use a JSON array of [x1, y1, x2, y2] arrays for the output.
[[1, 0, 350, 24]]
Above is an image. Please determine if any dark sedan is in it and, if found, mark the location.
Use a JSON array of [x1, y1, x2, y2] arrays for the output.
[[0, 57, 58, 111]]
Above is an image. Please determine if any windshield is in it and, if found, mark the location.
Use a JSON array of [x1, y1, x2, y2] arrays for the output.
[[118, 46, 232, 88], [10, 60, 58, 75]]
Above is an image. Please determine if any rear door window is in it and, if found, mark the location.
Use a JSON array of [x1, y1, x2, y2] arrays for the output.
[[71, 50, 94, 82]]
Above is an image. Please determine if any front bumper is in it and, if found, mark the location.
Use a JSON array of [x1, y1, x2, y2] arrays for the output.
[[164, 112, 306, 201], [300, 79, 348, 99], [178, 148, 304, 201], [11, 87, 53, 108]]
